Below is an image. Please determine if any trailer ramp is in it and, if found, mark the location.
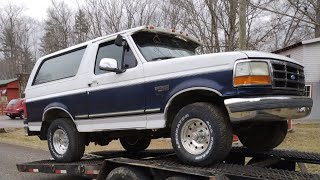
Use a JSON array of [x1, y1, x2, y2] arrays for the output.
[[17, 148, 320, 180]]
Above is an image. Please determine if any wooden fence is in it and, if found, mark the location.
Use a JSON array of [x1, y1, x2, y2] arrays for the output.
[[0, 103, 7, 115]]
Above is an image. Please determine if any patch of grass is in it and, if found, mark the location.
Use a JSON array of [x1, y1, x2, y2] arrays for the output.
[[0, 124, 319, 173], [0, 129, 172, 152], [278, 123, 320, 173], [0, 129, 48, 151], [279, 123, 320, 152]]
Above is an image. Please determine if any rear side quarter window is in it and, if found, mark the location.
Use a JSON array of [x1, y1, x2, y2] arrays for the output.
[[33, 47, 87, 85]]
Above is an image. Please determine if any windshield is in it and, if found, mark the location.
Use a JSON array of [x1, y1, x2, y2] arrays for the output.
[[132, 32, 199, 62], [8, 99, 18, 105]]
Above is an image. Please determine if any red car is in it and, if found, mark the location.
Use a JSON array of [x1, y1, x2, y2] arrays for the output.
[[4, 98, 25, 119]]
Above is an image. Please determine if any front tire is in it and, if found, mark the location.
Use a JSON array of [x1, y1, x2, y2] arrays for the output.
[[120, 136, 151, 152], [171, 102, 233, 166], [236, 121, 288, 151], [47, 118, 85, 162]]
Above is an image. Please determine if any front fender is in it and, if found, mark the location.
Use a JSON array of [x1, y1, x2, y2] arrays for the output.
[[163, 78, 223, 111]]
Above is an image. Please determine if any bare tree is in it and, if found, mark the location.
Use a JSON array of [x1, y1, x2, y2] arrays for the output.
[[239, 0, 247, 49], [204, 0, 221, 52], [317, 0, 320, 37], [223, 0, 238, 51], [1, 0, 319, 81], [40, 0, 73, 55], [74, 9, 89, 44], [249, 0, 320, 38], [159, 0, 183, 29], [0, 3, 36, 79], [80, 0, 104, 38]]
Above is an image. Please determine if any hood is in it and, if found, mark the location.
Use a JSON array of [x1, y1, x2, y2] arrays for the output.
[[241, 51, 303, 66], [143, 51, 247, 78]]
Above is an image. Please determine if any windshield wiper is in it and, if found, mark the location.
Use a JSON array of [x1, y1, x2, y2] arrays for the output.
[[150, 56, 176, 61]]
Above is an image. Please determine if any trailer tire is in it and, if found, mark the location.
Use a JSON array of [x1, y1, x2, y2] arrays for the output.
[[237, 121, 288, 151], [120, 136, 151, 152], [106, 166, 151, 180], [47, 118, 85, 162], [171, 102, 233, 166]]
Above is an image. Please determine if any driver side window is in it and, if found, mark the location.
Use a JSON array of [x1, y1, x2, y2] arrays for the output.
[[95, 41, 137, 75]]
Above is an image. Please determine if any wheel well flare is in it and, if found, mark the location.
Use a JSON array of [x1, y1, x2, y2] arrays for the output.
[[164, 89, 227, 128], [40, 108, 75, 140]]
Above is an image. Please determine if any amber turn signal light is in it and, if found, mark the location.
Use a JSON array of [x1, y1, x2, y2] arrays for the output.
[[234, 75, 271, 86]]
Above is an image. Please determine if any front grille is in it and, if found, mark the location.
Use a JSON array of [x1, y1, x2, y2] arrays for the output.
[[271, 60, 305, 92]]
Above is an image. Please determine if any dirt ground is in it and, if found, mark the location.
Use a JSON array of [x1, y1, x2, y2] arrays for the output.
[[0, 123, 319, 172]]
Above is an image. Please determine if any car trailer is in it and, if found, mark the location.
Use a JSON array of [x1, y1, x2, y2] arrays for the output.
[[17, 147, 320, 180]]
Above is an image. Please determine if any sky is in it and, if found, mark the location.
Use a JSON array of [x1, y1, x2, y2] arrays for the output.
[[2, 0, 76, 20]]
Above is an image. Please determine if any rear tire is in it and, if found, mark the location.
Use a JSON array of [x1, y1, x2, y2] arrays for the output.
[[120, 136, 151, 152], [171, 102, 233, 166], [106, 166, 151, 180], [236, 121, 288, 151], [47, 118, 85, 162]]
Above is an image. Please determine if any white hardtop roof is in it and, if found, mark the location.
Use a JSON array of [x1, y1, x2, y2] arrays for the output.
[[39, 25, 201, 61]]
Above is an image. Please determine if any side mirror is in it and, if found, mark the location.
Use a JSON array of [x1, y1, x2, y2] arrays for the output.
[[99, 58, 125, 73], [115, 35, 123, 46]]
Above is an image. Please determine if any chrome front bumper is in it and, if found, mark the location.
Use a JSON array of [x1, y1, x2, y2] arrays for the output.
[[224, 96, 313, 122]]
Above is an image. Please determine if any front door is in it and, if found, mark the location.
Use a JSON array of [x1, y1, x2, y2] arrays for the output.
[[85, 39, 146, 131]]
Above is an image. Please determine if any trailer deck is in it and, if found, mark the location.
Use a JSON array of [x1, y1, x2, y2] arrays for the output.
[[17, 148, 320, 180]]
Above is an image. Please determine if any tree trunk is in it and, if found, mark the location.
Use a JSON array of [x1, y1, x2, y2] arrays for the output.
[[228, 0, 237, 51], [316, 0, 320, 37], [239, 0, 247, 49], [205, 0, 220, 52], [212, 1, 220, 52]]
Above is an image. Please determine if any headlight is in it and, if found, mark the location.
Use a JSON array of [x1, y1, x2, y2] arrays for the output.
[[234, 61, 271, 86]]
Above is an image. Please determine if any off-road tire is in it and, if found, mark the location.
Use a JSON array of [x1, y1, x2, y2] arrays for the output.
[[47, 118, 85, 162], [106, 166, 151, 180], [171, 102, 233, 166], [120, 136, 151, 152], [236, 121, 288, 151]]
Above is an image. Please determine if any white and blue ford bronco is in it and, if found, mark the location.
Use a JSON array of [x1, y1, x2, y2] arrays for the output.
[[24, 26, 312, 166]]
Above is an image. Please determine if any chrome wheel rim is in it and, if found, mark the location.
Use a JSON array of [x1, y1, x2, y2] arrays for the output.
[[53, 129, 69, 155], [180, 118, 210, 155]]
